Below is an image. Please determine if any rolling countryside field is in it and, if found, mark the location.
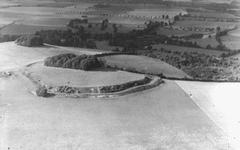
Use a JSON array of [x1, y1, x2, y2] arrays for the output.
[[1, 0, 240, 150]]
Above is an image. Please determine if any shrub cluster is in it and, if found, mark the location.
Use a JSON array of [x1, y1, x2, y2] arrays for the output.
[[99, 76, 152, 93], [0, 34, 20, 43], [15, 34, 43, 47], [44, 53, 102, 71], [36, 86, 49, 97], [55, 76, 152, 94]]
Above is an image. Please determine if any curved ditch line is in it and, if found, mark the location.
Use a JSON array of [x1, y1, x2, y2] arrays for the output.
[[22, 69, 163, 98], [50, 76, 163, 99]]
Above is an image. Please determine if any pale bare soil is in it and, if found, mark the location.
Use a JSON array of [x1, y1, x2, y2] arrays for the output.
[[176, 81, 240, 150], [0, 76, 231, 150]]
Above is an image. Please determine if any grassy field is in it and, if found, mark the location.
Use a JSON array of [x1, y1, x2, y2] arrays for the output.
[[175, 20, 238, 30], [176, 80, 240, 149], [157, 27, 208, 36], [0, 6, 62, 15], [15, 17, 70, 27], [128, 8, 186, 19], [26, 62, 144, 87], [0, 75, 231, 150], [152, 43, 225, 56], [0, 42, 100, 71], [101, 54, 189, 78], [188, 11, 238, 19], [0, 1, 238, 150], [221, 35, 240, 50], [221, 28, 240, 50], [96, 41, 123, 51], [0, 24, 67, 35], [0, 4, 76, 28], [188, 37, 219, 49], [0, 30, 235, 150], [228, 28, 240, 37]]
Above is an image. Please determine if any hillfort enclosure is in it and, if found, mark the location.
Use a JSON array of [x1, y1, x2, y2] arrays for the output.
[[1, 0, 240, 150]]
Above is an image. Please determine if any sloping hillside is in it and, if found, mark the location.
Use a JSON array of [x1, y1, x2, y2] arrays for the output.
[[101, 54, 190, 79]]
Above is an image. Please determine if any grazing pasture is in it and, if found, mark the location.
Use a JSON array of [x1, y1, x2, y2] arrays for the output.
[[188, 37, 219, 49], [157, 27, 209, 36], [128, 8, 186, 19], [101, 54, 189, 78], [228, 28, 240, 37], [152, 44, 225, 56], [0, 24, 67, 35], [175, 20, 238, 30], [15, 17, 70, 27], [26, 62, 144, 87], [0, 6, 61, 16], [188, 11, 238, 19], [221, 35, 240, 50]]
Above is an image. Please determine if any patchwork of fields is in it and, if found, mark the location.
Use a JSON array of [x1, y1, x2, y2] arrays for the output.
[[0, 1, 240, 150]]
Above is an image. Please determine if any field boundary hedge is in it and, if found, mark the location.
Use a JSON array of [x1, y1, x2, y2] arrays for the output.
[[163, 76, 240, 83]]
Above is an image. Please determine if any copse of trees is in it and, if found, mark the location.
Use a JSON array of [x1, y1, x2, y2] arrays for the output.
[[44, 53, 102, 71], [35, 29, 97, 48], [44, 53, 77, 67], [67, 18, 88, 28], [0, 34, 20, 43], [101, 19, 109, 31], [15, 34, 43, 47], [36, 86, 50, 97]]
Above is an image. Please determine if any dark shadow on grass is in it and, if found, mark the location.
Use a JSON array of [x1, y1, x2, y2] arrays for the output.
[[88, 67, 118, 72]]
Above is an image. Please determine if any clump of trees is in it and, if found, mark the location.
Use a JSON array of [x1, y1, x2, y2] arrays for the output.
[[101, 19, 109, 31], [0, 34, 20, 43], [44, 53, 102, 71], [67, 18, 88, 28], [36, 86, 49, 97], [35, 29, 97, 48], [15, 34, 43, 47], [44, 53, 77, 67]]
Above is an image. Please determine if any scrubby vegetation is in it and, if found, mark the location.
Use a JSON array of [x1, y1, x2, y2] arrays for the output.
[[44, 53, 102, 71], [15, 34, 43, 47], [55, 76, 153, 94], [137, 47, 240, 81], [36, 86, 49, 97], [0, 34, 19, 43]]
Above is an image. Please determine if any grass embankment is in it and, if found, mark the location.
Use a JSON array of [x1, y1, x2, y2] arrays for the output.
[[24, 53, 174, 98], [25, 61, 163, 98]]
